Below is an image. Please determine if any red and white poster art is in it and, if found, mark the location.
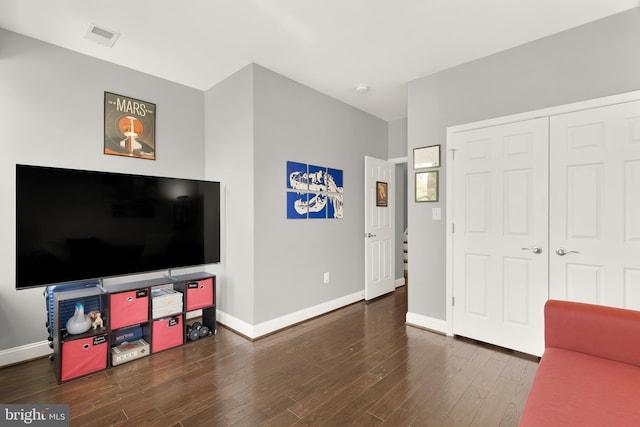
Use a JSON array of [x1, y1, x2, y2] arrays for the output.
[[104, 92, 156, 160]]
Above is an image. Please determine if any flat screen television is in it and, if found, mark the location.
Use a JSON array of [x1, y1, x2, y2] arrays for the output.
[[16, 164, 220, 289]]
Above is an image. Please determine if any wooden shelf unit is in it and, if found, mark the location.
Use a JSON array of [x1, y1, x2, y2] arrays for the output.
[[50, 272, 216, 383]]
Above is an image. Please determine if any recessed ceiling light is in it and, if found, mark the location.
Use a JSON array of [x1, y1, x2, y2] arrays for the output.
[[356, 84, 369, 94], [84, 23, 120, 48]]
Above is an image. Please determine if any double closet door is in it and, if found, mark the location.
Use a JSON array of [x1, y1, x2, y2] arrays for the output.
[[451, 99, 640, 356]]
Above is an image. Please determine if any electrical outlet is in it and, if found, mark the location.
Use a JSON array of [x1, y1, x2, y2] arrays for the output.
[[323, 272, 330, 284]]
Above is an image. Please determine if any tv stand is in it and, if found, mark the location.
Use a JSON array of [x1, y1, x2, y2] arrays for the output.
[[49, 272, 216, 383]]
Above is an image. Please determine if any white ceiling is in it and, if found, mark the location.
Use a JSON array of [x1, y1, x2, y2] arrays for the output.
[[1, 1, 638, 121]]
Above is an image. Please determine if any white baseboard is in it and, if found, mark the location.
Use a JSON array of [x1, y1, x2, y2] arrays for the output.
[[394, 278, 405, 288], [217, 290, 364, 340], [1, 291, 368, 365], [0, 341, 51, 367], [216, 310, 255, 338], [405, 312, 449, 335]]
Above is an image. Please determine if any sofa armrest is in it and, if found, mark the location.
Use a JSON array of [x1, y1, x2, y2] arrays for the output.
[[545, 299, 640, 367]]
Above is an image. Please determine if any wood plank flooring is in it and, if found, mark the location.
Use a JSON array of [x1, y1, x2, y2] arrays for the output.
[[0, 287, 539, 426]]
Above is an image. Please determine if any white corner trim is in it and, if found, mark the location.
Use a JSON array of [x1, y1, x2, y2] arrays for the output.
[[0, 341, 51, 367], [388, 156, 408, 164], [447, 89, 640, 135], [406, 312, 450, 335], [445, 131, 455, 337], [216, 310, 255, 338], [217, 290, 364, 340]]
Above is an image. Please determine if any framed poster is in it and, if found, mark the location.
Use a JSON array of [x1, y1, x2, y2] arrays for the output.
[[415, 171, 439, 202], [414, 144, 440, 169], [104, 92, 156, 160], [376, 181, 388, 207]]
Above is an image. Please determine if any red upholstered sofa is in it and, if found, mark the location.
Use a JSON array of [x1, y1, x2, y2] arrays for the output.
[[519, 300, 640, 426]]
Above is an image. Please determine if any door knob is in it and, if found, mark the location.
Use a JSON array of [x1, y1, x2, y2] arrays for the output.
[[555, 248, 579, 256], [365, 233, 377, 238], [521, 247, 542, 254]]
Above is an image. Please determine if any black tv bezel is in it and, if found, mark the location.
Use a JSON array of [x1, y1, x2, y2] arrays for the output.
[[15, 164, 221, 289]]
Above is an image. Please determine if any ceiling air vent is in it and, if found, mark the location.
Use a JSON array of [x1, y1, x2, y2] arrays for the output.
[[84, 23, 120, 47]]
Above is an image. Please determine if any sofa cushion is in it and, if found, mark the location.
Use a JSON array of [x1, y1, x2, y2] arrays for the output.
[[519, 348, 640, 426], [545, 300, 640, 367]]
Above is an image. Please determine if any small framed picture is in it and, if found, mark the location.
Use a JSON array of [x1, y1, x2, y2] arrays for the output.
[[415, 171, 439, 202], [104, 92, 156, 160], [376, 181, 388, 207], [414, 144, 440, 169]]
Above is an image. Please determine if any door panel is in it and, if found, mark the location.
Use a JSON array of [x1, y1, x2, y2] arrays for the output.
[[364, 156, 395, 301], [503, 257, 531, 325], [566, 164, 602, 239], [452, 118, 549, 356], [565, 263, 602, 302], [625, 269, 640, 310], [550, 100, 640, 309], [625, 160, 640, 241]]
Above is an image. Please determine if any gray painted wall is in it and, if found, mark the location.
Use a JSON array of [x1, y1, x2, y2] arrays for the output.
[[203, 65, 256, 324], [388, 119, 408, 159], [206, 64, 388, 326], [1, 30, 391, 356], [0, 29, 206, 351], [407, 7, 640, 320], [388, 119, 408, 280], [252, 65, 387, 322]]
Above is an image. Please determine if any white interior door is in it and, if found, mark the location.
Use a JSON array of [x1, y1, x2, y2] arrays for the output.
[[451, 118, 549, 356], [550, 100, 640, 310], [364, 156, 395, 301]]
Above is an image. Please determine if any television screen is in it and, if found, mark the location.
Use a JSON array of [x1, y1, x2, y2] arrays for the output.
[[16, 164, 220, 289]]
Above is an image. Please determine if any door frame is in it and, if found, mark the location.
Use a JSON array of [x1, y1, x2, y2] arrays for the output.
[[445, 89, 640, 337]]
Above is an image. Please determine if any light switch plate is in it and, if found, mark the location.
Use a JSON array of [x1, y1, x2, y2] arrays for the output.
[[432, 207, 441, 221]]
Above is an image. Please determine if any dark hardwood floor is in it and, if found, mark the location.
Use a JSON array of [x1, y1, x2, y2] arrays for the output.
[[0, 287, 538, 426]]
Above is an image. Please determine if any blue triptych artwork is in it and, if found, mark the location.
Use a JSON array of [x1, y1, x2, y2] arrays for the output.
[[286, 161, 343, 219]]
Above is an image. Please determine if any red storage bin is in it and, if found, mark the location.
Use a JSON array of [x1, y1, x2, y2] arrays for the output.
[[110, 289, 149, 329], [186, 278, 214, 311], [152, 315, 183, 353], [61, 334, 108, 381]]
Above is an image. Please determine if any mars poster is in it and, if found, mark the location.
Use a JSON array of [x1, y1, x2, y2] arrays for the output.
[[104, 92, 156, 160]]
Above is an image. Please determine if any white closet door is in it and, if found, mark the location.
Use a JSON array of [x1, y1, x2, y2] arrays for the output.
[[452, 118, 549, 356], [550, 100, 640, 310]]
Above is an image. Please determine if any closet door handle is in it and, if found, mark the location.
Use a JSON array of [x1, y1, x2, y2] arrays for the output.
[[521, 247, 542, 254], [555, 248, 579, 256]]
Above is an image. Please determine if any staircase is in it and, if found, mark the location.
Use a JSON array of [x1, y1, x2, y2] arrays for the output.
[[403, 229, 408, 285]]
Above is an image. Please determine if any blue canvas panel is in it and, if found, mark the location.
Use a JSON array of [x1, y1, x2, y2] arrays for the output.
[[308, 193, 328, 218], [287, 191, 308, 219], [327, 193, 344, 219], [287, 161, 308, 190], [328, 168, 343, 193]]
